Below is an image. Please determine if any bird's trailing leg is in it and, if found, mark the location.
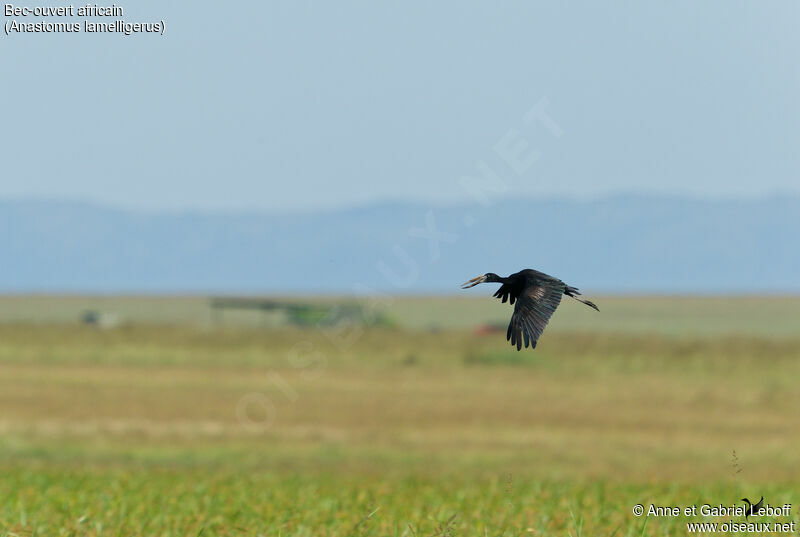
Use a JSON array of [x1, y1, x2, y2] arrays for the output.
[[461, 275, 487, 289]]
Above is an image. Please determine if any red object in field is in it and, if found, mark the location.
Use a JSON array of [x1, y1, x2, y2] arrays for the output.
[[474, 323, 505, 335]]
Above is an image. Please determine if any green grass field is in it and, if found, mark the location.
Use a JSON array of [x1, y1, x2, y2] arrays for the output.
[[1, 296, 799, 536]]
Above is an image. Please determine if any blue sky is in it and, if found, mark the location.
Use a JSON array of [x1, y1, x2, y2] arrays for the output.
[[2, 1, 798, 211]]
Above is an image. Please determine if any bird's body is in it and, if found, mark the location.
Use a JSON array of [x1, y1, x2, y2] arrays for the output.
[[462, 269, 598, 350], [742, 496, 764, 519]]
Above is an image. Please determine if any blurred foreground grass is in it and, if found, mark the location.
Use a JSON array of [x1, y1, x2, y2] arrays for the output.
[[1, 296, 800, 535]]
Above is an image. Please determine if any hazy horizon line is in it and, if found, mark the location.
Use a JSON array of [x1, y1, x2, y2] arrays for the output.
[[3, 189, 800, 216]]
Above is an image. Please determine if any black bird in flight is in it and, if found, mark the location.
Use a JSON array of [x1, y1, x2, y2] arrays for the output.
[[461, 269, 599, 350], [742, 496, 764, 519]]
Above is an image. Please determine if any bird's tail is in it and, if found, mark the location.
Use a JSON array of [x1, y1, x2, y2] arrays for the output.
[[565, 285, 599, 311]]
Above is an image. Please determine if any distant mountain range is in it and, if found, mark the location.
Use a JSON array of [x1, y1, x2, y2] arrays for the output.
[[2, 195, 798, 293]]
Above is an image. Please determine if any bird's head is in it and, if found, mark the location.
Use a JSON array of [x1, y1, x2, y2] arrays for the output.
[[461, 272, 502, 288]]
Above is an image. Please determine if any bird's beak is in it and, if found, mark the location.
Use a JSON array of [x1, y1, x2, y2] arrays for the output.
[[461, 275, 486, 289]]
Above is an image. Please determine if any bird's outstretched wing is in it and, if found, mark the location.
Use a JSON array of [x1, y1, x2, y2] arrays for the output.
[[493, 283, 517, 304], [507, 282, 564, 350]]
